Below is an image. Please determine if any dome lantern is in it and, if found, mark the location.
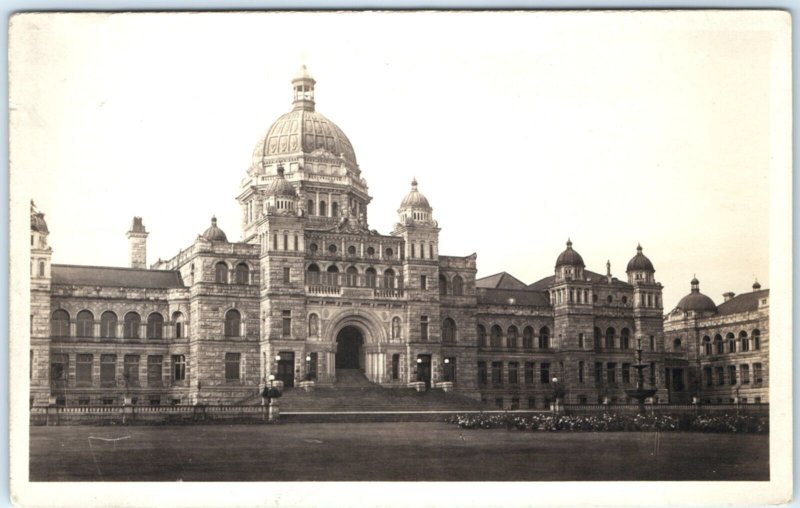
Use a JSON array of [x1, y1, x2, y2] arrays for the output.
[[264, 164, 298, 215], [202, 216, 228, 242], [554, 238, 585, 281], [675, 276, 717, 314], [626, 243, 656, 284], [292, 64, 316, 112], [397, 177, 434, 225]]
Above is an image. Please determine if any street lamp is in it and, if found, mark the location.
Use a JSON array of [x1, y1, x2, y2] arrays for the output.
[[275, 354, 281, 361]]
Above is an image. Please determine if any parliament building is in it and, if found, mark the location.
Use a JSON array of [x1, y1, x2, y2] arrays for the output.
[[29, 67, 769, 409]]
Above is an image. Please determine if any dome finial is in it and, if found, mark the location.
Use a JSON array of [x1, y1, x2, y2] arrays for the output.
[[606, 260, 611, 277], [752, 278, 762, 291], [211, 215, 217, 226], [566, 238, 572, 249], [637, 243, 643, 252], [411, 177, 418, 189]]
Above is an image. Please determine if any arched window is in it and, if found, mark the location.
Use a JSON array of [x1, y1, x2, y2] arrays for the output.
[[172, 312, 184, 339], [307, 199, 314, 215], [673, 338, 682, 351], [215, 262, 228, 284], [621, 328, 630, 349], [442, 318, 457, 343], [346, 266, 358, 287], [752, 329, 761, 350], [703, 336, 712, 355], [319, 201, 327, 216], [147, 313, 164, 340], [308, 313, 319, 337], [477, 324, 487, 347], [100, 311, 117, 338], [76, 310, 94, 337], [326, 265, 339, 286], [740, 331, 749, 352], [539, 327, 550, 349], [51, 309, 70, 337], [365, 267, 377, 288], [235, 263, 250, 284], [383, 268, 395, 289], [726, 332, 736, 353], [714, 334, 724, 354], [523, 326, 534, 349], [225, 309, 241, 337], [307, 263, 320, 284], [332, 202, 339, 217], [490, 325, 502, 348], [452, 275, 464, 296], [348, 245, 357, 256], [124, 312, 141, 339], [439, 274, 448, 296], [605, 327, 616, 349], [507, 326, 518, 348], [391, 317, 401, 340], [593, 327, 602, 348], [38, 261, 45, 277]]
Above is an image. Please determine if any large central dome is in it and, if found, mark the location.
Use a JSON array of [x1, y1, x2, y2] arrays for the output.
[[250, 65, 359, 175]]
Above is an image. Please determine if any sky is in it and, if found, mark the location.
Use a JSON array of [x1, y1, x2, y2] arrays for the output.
[[10, 11, 779, 309]]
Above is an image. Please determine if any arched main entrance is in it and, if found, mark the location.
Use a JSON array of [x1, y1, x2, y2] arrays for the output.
[[336, 325, 364, 370]]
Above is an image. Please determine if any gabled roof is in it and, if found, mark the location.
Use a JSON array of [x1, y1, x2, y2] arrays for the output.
[[717, 289, 769, 316], [475, 271, 527, 290], [527, 270, 632, 291], [477, 288, 550, 307], [51, 264, 185, 289]]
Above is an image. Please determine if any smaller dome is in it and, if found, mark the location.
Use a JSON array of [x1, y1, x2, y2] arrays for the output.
[[753, 280, 762, 291], [266, 166, 296, 197], [626, 244, 655, 272], [555, 239, 585, 268], [676, 277, 717, 313], [293, 64, 315, 82], [202, 216, 228, 242], [30, 201, 48, 233], [400, 178, 431, 210]]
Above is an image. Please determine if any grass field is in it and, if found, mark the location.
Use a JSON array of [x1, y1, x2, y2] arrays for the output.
[[30, 422, 769, 481]]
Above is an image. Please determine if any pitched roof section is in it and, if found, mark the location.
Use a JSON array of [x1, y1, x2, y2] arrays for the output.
[[716, 289, 769, 316], [51, 264, 185, 289], [475, 271, 528, 290], [477, 288, 550, 307], [527, 270, 632, 291]]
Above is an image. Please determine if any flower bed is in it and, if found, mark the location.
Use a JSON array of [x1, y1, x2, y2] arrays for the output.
[[447, 412, 768, 434]]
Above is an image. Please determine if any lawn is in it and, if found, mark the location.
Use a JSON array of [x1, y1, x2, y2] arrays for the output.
[[30, 422, 768, 481]]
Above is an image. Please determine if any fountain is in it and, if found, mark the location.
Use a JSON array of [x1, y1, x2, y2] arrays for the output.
[[625, 340, 657, 414]]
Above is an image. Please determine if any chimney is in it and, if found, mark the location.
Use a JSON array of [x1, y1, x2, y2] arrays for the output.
[[722, 291, 736, 302], [127, 217, 149, 269]]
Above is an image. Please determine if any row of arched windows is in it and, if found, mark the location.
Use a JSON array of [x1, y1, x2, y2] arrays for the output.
[[477, 325, 550, 349], [703, 330, 761, 355], [593, 327, 632, 349], [439, 274, 464, 296], [215, 262, 251, 285], [50, 309, 244, 339], [306, 264, 400, 288]]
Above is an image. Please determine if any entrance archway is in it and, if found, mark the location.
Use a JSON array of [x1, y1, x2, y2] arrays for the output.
[[336, 326, 364, 369]]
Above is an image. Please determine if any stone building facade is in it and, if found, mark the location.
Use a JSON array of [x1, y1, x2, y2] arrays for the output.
[[663, 278, 769, 404], [28, 67, 767, 409]]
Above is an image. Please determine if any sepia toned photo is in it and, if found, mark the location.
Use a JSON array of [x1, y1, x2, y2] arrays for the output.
[[8, 10, 792, 507]]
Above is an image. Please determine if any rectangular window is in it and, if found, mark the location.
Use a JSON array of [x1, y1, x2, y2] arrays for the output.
[[491, 361, 503, 386], [715, 366, 725, 386], [578, 361, 584, 383], [273, 234, 278, 250], [527, 396, 536, 409], [225, 352, 241, 381], [703, 366, 713, 387], [510, 397, 520, 410], [76, 354, 93, 387], [508, 361, 519, 385], [540, 362, 550, 384], [78, 397, 90, 406], [443, 357, 456, 383], [524, 362, 535, 384], [172, 355, 186, 381], [282, 310, 292, 337], [495, 397, 504, 409], [649, 335, 656, 351], [728, 365, 737, 385], [101, 354, 116, 387], [594, 362, 602, 385], [420, 316, 429, 340], [149, 397, 161, 406], [283, 267, 291, 284], [123, 355, 140, 387], [753, 363, 763, 384], [741, 364, 750, 384], [102, 398, 114, 406], [622, 363, 631, 384], [283, 234, 288, 250], [477, 361, 488, 386], [578, 333, 584, 348], [649, 362, 656, 385], [148, 355, 163, 387], [420, 275, 427, 290], [50, 353, 68, 388], [392, 354, 400, 380], [294, 235, 299, 251], [606, 362, 617, 385]]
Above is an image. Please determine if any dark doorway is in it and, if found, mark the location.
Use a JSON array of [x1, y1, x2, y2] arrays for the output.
[[277, 352, 295, 388], [443, 357, 456, 383], [416, 354, 432, 388], [336, 326, 363, 369]]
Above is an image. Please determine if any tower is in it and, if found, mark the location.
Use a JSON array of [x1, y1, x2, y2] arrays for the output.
[[30, 201, 52, 406], [127, 217, 148, 269]]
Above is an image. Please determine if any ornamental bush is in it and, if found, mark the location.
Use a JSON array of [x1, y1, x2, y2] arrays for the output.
[[447, 412, 767, 434]]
